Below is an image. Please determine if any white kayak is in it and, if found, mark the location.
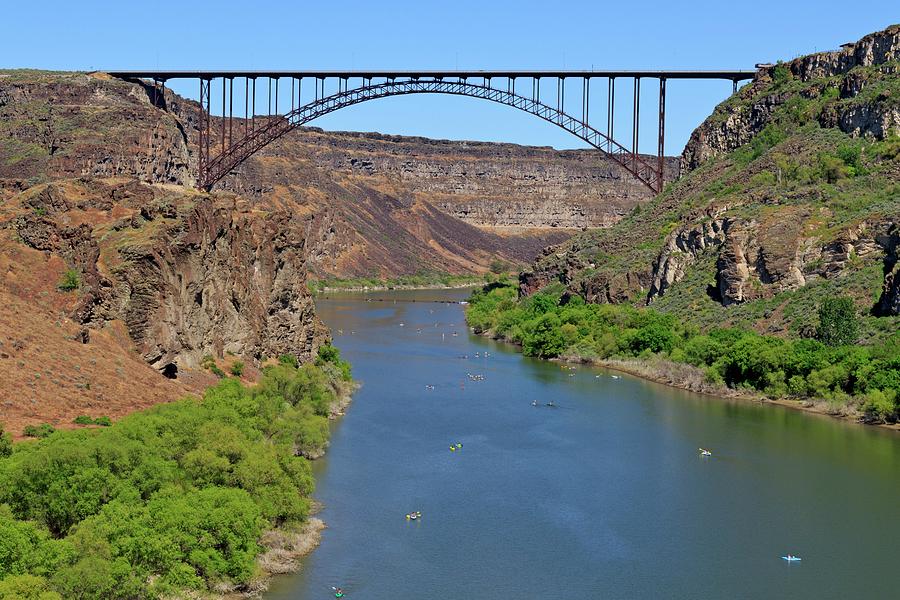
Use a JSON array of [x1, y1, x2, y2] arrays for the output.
[[781, 556, 802, 562]]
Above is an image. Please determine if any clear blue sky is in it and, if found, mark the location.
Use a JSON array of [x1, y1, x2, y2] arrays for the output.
[[3, 1, 897, 154]]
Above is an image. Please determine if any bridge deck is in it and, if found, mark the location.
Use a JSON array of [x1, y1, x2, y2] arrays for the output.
[[107, 69, 755, 81]]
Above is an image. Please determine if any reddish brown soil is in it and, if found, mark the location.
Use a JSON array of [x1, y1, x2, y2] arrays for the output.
[[0, 236, 204, 439]]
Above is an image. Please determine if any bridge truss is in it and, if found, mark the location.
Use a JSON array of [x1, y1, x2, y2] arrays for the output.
[[109, 70, 754, 193]]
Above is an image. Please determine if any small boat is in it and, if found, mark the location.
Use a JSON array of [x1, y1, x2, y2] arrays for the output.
[[449, 446, 456, 452], [699, 448, 712, 456], [611, 375, 620, 379], [782, 555, 802, 562]]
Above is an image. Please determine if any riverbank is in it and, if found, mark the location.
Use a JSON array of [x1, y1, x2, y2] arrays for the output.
[[465, 283, 900, 430], [308, 272, 517, 294], [0, 348, 357, 598], [585, 356, 900, 433], [474, 327, 900, 433], [223, 376, 357, 597], [315, 281, 482, 293]]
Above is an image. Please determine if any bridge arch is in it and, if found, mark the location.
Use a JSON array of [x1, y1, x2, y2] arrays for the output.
[[201, 78, 661, 192]]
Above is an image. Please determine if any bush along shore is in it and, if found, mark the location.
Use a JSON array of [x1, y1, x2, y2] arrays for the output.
[[0, 344, 354, 598], [466, 282, 900, 426]]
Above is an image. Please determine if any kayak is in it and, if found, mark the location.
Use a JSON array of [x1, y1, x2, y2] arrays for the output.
[[781, 556, 802, 562]]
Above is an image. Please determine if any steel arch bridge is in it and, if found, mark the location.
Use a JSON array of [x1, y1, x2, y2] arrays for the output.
[[108, 70, 754, 193]]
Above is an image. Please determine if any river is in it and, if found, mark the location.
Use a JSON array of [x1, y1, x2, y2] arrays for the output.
[[266, 289, 900, 599]]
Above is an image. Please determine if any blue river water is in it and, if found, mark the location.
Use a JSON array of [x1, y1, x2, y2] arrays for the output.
[[265, 289, 900, 599]]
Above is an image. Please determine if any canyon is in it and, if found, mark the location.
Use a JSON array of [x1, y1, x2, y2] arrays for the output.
[[0, 68, 667, 433]]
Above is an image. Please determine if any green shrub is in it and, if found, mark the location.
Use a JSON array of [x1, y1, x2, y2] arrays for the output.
[[278, 354, 299, 369], [0, 425, 11, 458], [817, 296, 859, 346], [771, 62, 790, 87], [0, 574, 63, 599], [72, 415, 94, 425], [749, 124, 787, 161], [93, 416, 111, 427], [818, 153, 848, 183], [787, 374, 808, 396], [750, 170, 776, 187], [57, 270, 80, 292], [209, 365, 226, 378], [229, 361, 245, 377], [522, 312, 566, 358], [861, 389, 897, 423], [22, 424, 55, 439], [315, 344, 351, 381], [836, 143, 862, 172]]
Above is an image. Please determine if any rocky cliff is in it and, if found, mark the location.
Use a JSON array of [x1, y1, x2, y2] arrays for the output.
[[682, 24, 900, 171], [4, 179, 327, 371], [243, 129, 678, 229], [521, 24, 900, 338]]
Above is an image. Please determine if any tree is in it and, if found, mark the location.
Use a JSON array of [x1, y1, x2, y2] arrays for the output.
[[522, 313, 566, 358], [0, 425, 11, 458], [816, 297, 858, 346]]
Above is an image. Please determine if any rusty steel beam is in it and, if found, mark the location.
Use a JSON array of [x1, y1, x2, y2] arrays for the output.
[[633, 78, 640, 158], [658, 78, 666, 193], [608, 77, 615, 138]]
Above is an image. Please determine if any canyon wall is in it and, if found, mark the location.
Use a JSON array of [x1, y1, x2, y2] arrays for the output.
[[520, 24, 900, 335], [243, 129, 679, 229]]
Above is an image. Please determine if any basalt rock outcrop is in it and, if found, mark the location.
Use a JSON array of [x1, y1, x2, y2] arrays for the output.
[[5, 179, 328, 373], [0, 71, 192, 185], [875, 224, 900, 316], [682, 25, 900, 171], [269, 129, 679, 229]]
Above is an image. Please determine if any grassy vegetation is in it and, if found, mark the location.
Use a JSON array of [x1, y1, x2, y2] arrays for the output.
[[308, 270, 513, 293], [72, 416, 112, 427], [22, 424, 56, 439], [56, 270, 80, 292], [0, 344, 352, 597], [467, 283, 900, 423]]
